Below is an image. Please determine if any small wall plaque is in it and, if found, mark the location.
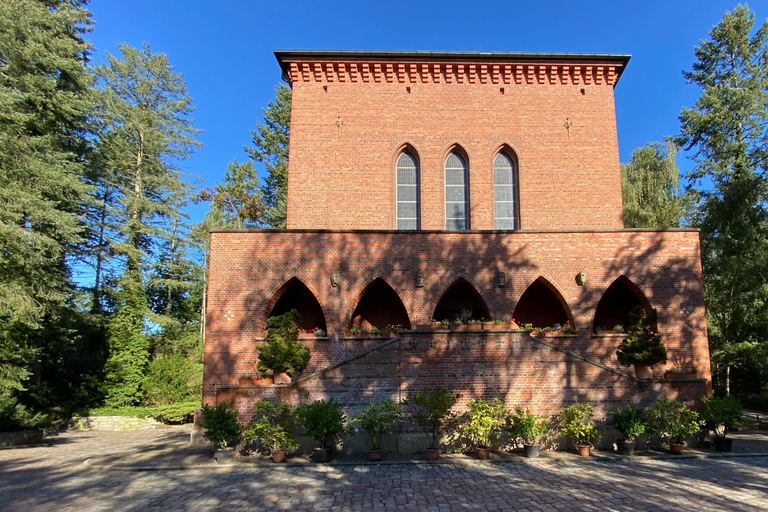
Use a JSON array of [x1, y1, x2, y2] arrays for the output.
[[416, 272, 425, 288], [331, 272, 341, 287], [497, 271, 506, 288]]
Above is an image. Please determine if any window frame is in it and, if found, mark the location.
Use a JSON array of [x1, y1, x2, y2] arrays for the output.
[[395, 151, 420, 230], [493, 151, 519, 230], [444, 151, 470, 230]]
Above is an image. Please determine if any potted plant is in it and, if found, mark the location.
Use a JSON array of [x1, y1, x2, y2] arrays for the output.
[[353, 400, 403, 461], [403, 388, 461, 460], [608, 405, 646, 456], [243, 400, 299, 463], [507, 405, 549, 458], [461, 398, 508, 459], [297, 397, 350, 462], [257, 309, 311, 384], [616, 306, 667, 379], [700, 395, 742, 452], [645, 399, 702, 454], [199, 401, 243, 462], [556, 403, 601, 456], [664, 367, 698, 379]]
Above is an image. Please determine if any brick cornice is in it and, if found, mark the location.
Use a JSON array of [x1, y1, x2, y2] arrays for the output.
[[276, 52, 629, 87]]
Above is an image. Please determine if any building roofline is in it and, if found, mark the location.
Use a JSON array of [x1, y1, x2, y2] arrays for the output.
[[274, 49, 631, 84]]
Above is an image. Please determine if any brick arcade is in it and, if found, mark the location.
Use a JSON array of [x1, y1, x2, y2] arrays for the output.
[[203, 51, 711, 438]]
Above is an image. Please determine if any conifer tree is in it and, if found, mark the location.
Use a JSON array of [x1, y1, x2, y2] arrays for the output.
[[0, 0, 93, 397]]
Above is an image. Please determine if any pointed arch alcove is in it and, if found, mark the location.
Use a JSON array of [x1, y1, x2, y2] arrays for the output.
[[349, 278, 410, 330], [513, 277, 573, 328], [432, 278, 490, 322], [266, 278, 326, 332], [593, 276, 653, 332]]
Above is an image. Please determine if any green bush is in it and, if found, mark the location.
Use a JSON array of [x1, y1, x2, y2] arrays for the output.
[[81, 400, 199, 424], [353, 400, 402, 450], [556, 403, 601, 446], [243, 400, 299, 452], [646, 399, 702, 444], [616, 306, 667, 367], [200, 401, 243, 449], [461, 398, 508, 450], [508, 405, 549, 446], [700, 395, 742, 438], [608, 405, 646, 442], [257, 310, 311, 376], [142, 352, 202, 405], [297, 397, 350, 449], [0, 396, 50, 432], [403, 388, 461, 450]]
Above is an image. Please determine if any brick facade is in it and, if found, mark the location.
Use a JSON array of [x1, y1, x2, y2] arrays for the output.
[[203, 51, 711, 429]]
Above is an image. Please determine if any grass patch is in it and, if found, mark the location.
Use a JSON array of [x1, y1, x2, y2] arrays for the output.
[[75, 400, 200, 424]]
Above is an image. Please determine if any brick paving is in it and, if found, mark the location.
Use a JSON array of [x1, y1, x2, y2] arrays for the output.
[[1, 428, 767, 511]]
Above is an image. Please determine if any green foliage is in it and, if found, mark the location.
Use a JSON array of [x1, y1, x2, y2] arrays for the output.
[[243, 400, 299, 452], [256, 310, 310, 376], [142, 351, 202, 405], [244, 85, 291, 228], [616, 306, 667, 367], [80, 400, 199, 424], [103, 275, 150, 407], [0, 396, 51, 433], [608, 405, 646, 442], [0, 0, 93, 396], [700, 395, 742, 438], [200, 401, 243, 449], [646, 399, 702, 444], [403, 388, 461, 450], [556, 403, 601, 446], [507, 405, 549, 446], [461, 398, 508, 449], [621, 142, 690, 228], [352, 400, 403, 450], [296, 397, 350, 449], [676, 5, 768, 397], [212, 159, 263, 228]]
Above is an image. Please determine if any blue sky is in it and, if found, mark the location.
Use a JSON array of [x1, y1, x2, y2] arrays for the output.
[[86, 1, 761, 223]]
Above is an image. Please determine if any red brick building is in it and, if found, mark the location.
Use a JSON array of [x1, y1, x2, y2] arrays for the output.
[[204, 51, 711, 438]]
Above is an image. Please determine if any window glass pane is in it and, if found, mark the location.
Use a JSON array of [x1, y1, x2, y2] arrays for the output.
[[397, 152, 418, 169], [494, 152, 517, 230], [445, 153, 466, 170], [398, 185, 417, 202], [446, 202, 466, 219], [397, 202, 417, 219], [494, 168, 513, 184], [445, 168, 465, 185], [495, 218, 515, 230], [397, 168, 417, 184], [398, 219, 418, 230], [495, 186, 514, 202], [446, 219, 466, 230], [446, 185, 465, 202], [494, 153, 513, 170], [495, 202, 516, 218]]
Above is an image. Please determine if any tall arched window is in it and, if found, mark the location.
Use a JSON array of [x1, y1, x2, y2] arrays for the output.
[[445, 152, 469, 230], [396, 152, 420, 230], [494, 152, 519, 229]]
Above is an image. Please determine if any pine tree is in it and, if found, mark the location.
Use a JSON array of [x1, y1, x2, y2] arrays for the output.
[[621, 142, 689, 228], [0, 0, 93, 397], [245, 84, 291, 228], [676, 5, 768, 395]]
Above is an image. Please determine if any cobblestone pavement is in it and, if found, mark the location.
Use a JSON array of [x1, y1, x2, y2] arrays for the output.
[[1, 428, 767, 511]]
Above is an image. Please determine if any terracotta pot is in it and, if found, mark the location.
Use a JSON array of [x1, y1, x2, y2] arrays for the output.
[[713, 437, 732, 452], [272, 450, 287, 463], [476, 447, 490, 459], [425, 448, 439, 460], [618, 441, 635, 456], [369, 448, 383, 461], [523, 445, 540, 458], [576, 444, 591, 457], [272, 370, 292, 384], [634, 363, 653, 380], [239, 377, 273, 386], [669, 443, 685, 455]]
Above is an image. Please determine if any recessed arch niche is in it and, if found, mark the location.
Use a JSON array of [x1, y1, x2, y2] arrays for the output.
[[267, 278, 326, 332], [431, 278, 490, 322], [593, 276, 653, 332], [512, 277, 572, 328], [349, 278, 410, 330]]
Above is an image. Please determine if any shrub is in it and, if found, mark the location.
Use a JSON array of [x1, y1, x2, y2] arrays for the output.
[[243, 400, 299, 452], [556, 403, 601, 446], [296, 397, 350, 449], [700, 395, 742, 438], [403, 388, 461, 450], [508, 405, 549, 446], [616, 306, 667, 367], [608, 405, 646, 442], [353, 400, 402, 450], [256, 310, 311, 376], [0, 396, 50, 432], [646, 399, 702, 444], [461, 398, 508, 449], [200, 401, 243, 449], [142, 352, 201, 405]]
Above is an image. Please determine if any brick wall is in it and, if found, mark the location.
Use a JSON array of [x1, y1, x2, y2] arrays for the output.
[[205, 229, 710, 411], [283, 55, 625, 230]]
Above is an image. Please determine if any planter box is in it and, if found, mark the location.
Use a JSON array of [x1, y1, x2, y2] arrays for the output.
[[239, 377, 274, 385], [664, 371, 698, 380]]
